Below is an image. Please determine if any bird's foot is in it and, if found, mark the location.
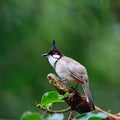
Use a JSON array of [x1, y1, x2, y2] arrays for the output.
[[71, 84, 78, 90]]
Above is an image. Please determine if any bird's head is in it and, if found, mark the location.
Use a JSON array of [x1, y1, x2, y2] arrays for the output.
[[42, 40, 63, 67]]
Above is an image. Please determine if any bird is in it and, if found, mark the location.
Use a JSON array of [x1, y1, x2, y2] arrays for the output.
[[42, 40, 95, 110]]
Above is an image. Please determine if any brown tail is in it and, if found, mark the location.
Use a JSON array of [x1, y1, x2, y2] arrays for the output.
[[82, 84, 95, 110]]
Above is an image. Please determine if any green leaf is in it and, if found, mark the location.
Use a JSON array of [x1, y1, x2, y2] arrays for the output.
[[46, 113, 64, 120], [63, 92, 70, 97], [73, 111, 108, 120], [20, 111, 43, 120], [41, 91, 64, 107]]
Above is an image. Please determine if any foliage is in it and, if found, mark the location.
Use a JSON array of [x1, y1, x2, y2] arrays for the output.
[[73, 112, 108, 120], [41, 91, 64, 108], [20, 111, 107, 120], [20, 91, 108, 120], [20, 111, 43, 120]]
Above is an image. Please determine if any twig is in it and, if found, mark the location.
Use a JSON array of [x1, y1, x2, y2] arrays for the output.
[[36, 103, 71, 113], [68, 111, 73, 120], [95, 106, 120, 120]]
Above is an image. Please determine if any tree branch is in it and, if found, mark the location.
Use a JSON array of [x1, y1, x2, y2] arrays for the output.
[[47, 73, 120, 120]]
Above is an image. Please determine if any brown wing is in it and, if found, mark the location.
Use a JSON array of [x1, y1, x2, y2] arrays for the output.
[[67, 59, 89, 85], [67, 59, 95, 110]]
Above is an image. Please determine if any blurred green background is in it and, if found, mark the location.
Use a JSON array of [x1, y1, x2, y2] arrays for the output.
[[0, 0, 120, 119]]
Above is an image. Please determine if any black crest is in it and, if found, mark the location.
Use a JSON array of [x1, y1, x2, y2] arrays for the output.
[[42, 40, 63, 57], [48, 40, 62, 56]]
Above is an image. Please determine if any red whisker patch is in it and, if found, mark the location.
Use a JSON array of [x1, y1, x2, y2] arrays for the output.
[[77, 79, 83, 85], [54, 52, 59, 55]]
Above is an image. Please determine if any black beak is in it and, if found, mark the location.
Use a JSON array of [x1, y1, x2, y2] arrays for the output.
[[42, 53, 48, 57]]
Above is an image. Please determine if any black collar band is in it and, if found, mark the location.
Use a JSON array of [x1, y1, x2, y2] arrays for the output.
[[54, 56, 63, 69]]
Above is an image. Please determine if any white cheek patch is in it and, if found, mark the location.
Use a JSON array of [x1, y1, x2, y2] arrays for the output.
[[53, 54, 60, 59]]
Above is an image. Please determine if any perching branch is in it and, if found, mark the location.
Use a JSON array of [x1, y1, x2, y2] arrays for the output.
[[47, 73, 92, 113], [47, 73, 120, 120]]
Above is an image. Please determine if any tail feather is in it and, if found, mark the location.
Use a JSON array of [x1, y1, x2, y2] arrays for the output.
[[82, 84, 95, 110]]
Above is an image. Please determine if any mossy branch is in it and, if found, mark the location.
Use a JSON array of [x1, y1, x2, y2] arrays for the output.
[[45, 73, 120, 120]]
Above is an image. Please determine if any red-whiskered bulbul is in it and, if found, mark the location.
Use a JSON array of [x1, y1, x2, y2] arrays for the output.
[[42, 40, 95, 110]]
